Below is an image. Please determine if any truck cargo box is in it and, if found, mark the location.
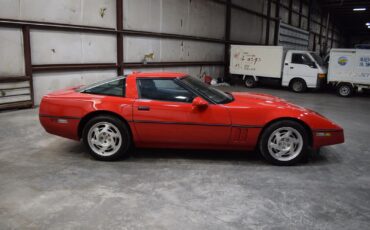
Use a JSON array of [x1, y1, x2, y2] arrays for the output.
[[230, 45, 283, 79], [328, 49, 370, 85]]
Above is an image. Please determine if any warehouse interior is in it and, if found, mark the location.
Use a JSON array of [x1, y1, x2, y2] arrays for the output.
[[1, 0, 370, 229]]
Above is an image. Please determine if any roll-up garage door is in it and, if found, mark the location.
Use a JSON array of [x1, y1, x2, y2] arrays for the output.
[[278, 22, 310, 51], [0, 27, 32, 110]]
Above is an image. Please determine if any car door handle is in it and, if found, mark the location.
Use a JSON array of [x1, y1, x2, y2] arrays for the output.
[[138, 106, 150, 111], [290, 67, 294, 69]]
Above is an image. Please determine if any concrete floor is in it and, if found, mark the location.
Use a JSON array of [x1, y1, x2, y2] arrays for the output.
[[1, 86, 370, 229]]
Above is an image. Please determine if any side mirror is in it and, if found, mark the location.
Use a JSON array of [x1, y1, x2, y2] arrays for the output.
[[192, 97, 208, 110]]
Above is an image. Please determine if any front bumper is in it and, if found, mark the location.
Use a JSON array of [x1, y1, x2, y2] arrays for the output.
[[316, 75, 327, 89], [312, 129, 344, 149]]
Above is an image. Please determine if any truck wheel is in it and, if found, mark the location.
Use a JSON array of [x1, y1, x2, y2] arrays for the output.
[[290, 79, 307, 93], [337, 84, 353, 97], [244, 76, 256, 88]]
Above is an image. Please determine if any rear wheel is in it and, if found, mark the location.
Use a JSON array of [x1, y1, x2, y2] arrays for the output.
[[290, 79, 307, 93], [259, 120, 309, 166], [244, 76, 257, 88], [82, 115, 131, 161], [337, 83, 353, 97]]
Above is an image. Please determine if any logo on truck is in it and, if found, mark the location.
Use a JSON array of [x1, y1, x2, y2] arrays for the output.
[[338, 56, 348, 66], [359, 56, 370, 67]]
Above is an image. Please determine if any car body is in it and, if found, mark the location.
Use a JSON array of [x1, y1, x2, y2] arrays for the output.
[[39, 72, 344, 165]]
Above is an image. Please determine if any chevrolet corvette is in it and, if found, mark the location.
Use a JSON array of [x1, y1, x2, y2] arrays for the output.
[[39, 72, 344, 165]]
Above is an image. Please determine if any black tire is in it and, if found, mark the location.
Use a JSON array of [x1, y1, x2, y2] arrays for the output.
[[244, 76, 257, 88], [290, 78, 307, 93], [82, 115, 131, 161], [259, 120, 309, 166], [337, 83, 353, 97]]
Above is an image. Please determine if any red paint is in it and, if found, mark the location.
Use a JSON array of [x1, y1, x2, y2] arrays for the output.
[[39, 72, 344, 151]]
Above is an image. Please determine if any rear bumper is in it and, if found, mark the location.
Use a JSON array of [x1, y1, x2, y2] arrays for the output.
[[39, 115, 80, 141], [312, 129, 344, 149]]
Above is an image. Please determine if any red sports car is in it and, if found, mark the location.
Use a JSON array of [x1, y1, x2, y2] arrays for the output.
[[39, 72, 344, 165]]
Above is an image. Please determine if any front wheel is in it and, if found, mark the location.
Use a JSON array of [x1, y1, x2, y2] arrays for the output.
[[290, 79, 307, 93], [82, 115, 131, 161], [259, 120, 309, 166]]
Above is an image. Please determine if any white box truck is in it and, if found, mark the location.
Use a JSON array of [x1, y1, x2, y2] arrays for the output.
[[328, 48, 370, 97], [230, 45, 327, 92]]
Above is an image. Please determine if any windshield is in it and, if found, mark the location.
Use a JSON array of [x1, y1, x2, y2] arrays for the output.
[[180, 76, 233, 104], [310, 53, 324, 67]]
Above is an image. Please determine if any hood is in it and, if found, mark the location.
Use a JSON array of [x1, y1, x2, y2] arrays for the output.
[[231, 92, 285, 102], [228, 92, 307, 111]]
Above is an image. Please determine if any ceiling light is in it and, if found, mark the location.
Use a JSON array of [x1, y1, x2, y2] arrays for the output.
[[366, 22, 370, 26], [353, 8, 366, 11]]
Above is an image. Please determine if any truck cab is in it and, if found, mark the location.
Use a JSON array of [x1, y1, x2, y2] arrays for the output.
[[281, 50, 327, 92], [229, 45, 327, 92]]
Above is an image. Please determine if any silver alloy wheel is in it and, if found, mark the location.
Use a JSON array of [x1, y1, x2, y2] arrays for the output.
[[293, 81, 303, 92], [267, 127, 303, 161], [87, 122, 122, 157], [339, 85, 350, 96]]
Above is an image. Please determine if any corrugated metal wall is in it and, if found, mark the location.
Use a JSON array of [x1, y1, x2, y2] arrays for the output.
[[0, 0, 345, 108]]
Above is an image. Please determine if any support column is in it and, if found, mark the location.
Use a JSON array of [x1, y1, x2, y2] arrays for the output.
[[116, 0, 124, 76], [22, 25, 34, 107], [274, 0, 280, 45], [265, 0, 272, 45], [288, 0, 293, 25], [323, 12, 330, 55], [224, 0, 231, 82], [307, 0, 312, 31], [319, 13, 324, 55], [298, 0, 303, 28]]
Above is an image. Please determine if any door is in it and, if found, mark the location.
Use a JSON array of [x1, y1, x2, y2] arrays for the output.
[[283, 52, 319, 88], [133, 78, 231, 147]]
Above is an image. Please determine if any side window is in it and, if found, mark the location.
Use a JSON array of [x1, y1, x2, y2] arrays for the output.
[[84, 78, 126, 97], [138, 79, 195, 103], [291, 53, 312, 65]]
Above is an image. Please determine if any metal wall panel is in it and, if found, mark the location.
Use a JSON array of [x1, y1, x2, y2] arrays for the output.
[[0, 0, 116, 28], [81, 0, 116, 28], [123, 0, 161, 32], [230, 9, 264, 44], [124, 37, 224, 63], [31, 30, 116, 64], [0, 27, 25, 76], [0, 95, 31, 104], [0, 0, 20, 19], [124, 66, 224, 80], [186, 0, 225, 39], [123, 0, 225, 39], [279, 23, 309, 50], [232, 0, 265, 12], [33, 69, 117, 105], [0, 81, 30, 90], [21, 0, 81, 25]]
